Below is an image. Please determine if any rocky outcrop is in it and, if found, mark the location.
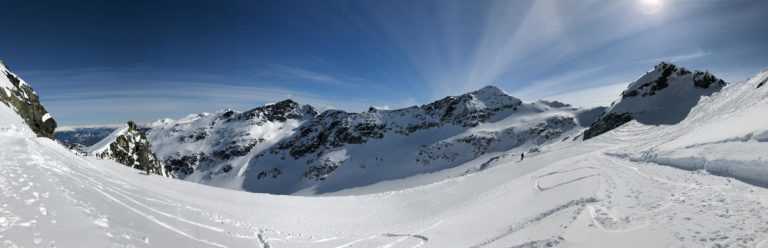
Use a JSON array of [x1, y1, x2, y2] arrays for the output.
[[94, 121, 169, 177], [583, 112, 634, 140], [584, 62, 726, 140], [0, 60, 57, 138]]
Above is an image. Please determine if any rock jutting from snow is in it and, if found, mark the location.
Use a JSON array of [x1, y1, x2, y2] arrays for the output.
[[584, 62, 726, 140], [90, 121, 169, 177], [0, 59, 57, 138]]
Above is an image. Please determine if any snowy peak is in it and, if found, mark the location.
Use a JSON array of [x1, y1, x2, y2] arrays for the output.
[[239, 99, 317, 123], [621, 62, 725, 99], [470, 85, 514, 100], [422, 85, 523, 127], [584, 62, 727, 140], [0, 58, 57, 138]]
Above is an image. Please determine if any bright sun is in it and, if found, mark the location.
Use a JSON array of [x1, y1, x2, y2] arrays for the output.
[[640, 0, 664, 15]]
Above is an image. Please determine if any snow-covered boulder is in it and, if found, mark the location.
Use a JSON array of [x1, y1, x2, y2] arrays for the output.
[[584, 62, 726, 140]]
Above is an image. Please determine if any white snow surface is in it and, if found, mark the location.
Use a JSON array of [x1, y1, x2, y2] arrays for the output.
[[0, 100, 34, 138], [2, 67, 768, 247], [41, 113, 52, 123]]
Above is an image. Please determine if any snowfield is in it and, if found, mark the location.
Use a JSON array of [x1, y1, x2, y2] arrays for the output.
[[2, 65, 768, 247], [3, 83, 768, 247], [4, 122, 768, 247]]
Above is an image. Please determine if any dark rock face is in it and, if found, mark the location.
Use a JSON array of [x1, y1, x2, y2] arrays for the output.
[[165, 153, 201, 175], [96, 121, 169, 177], [274, 110, 388, 160], [757, 77, 767, 89], [620, 62, 678, 99], [583, 113, 634, 140], [693, 71, 726, 89], [0, 60, 57, 138]]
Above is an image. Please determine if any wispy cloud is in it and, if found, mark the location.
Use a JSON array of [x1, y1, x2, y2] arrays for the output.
[[21, 67, 394, 125], [511, 66, 606, 101], [356, 0, 689, 98], [42, 82, 390, 125], [634, 47, 710, 64], [266, 64, 348, 85]]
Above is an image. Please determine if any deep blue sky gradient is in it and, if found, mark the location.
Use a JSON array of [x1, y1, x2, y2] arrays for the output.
[[1, 0, 767, 125]]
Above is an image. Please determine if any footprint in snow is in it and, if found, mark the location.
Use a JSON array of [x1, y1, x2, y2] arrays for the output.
[[93, 217, 109, 228], [39, 204, 47, 216], [33, 232, 42, 245]]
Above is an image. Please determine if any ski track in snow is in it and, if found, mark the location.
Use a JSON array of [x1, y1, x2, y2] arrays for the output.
[[4, 121, 768, 247]]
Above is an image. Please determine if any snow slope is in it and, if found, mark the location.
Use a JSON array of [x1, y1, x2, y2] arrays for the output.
[[615, 69, 768, 187], [3, 114, 768, 247], [584, 62, 726, 139], [2, 64, 768, 247]]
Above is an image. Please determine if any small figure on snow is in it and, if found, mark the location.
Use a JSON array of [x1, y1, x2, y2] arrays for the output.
[[145, 166, 151, 175], [520, 153, 525, 161]]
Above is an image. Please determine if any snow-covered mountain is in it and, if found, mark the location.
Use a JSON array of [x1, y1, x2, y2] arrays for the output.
[[145, 86, 602, 194], [241, 86, 601, 194], [86, 121, 170, 177], [4, 56, 768, 247], [145, 99, 317, 186], [584, 62, 726, 139], [0, 59, 56, 138], [617, 68, 768, 186]]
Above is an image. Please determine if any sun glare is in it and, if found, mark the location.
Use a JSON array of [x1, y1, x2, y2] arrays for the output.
[[640, 0, 664, 15]]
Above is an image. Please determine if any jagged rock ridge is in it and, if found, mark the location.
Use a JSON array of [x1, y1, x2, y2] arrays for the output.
[[584, 62, 727, 140], [0, 59, 57, 138], [89, 121, 169, 177]]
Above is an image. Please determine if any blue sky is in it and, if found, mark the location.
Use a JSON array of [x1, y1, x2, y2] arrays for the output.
[[1, 0, 767, 126]]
